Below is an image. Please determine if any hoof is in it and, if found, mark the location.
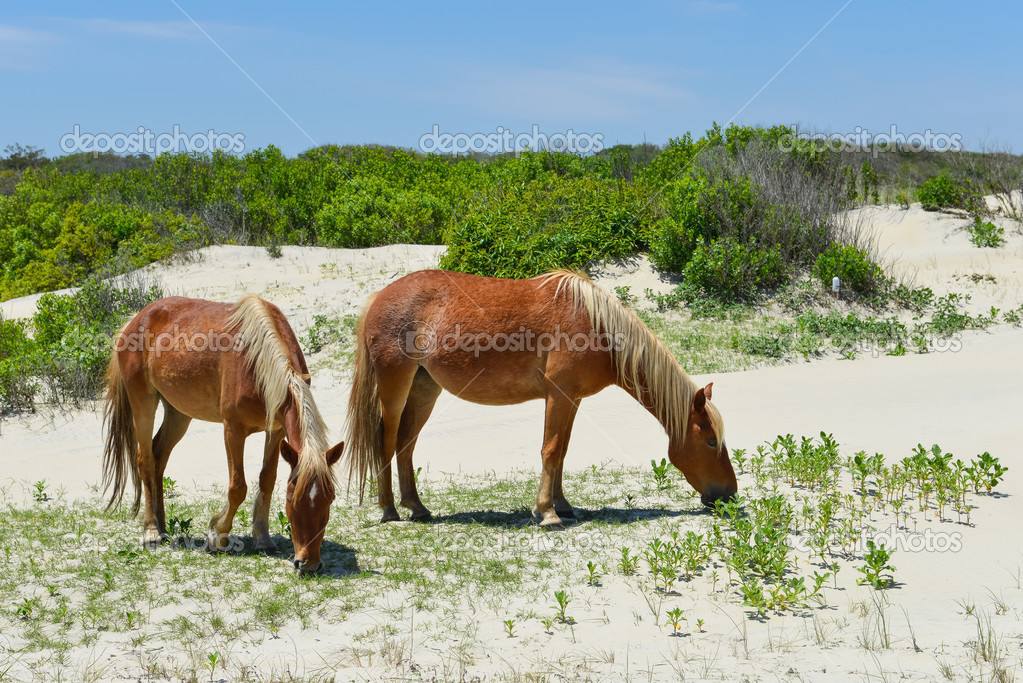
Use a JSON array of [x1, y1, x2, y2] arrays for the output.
[[142, 529, 164, 549], [253, 535, 276, 553], [206, 532, 231, 552], [405, 502, 432, 521], [380, 508, 401, 523], [535, 507, 565, 529]]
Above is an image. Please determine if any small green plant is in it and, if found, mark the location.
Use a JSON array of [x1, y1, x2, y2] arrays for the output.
[[503, 618, 516, 638], [618, 547, 639, 575], [695, 618, 705, 632], [204, 651, 221, 680], [300, 314, 346, 353], [586, 560, 602, 586], [650, 458, 672, 490], [163, 477, 177, 495], [665, 607, 686, 636], [32, 480, 48, 502], [277, 510, 291, 536], [614, 285, 637, 306], [553, 589, 572, 624], [857, 540, 896, 589], [967, 218, 1005, 248], [15, 596, 38, 619], [541, 617, 554, 634], [166, 516, 193, 538]]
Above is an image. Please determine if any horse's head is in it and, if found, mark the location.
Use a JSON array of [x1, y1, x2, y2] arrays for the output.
[[669, 382, 737, 507], [280, 440, 345, 574]]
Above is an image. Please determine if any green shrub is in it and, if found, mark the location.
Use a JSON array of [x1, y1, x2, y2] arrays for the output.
[[814, 242, 884, 296], [917, 173, 966, 211], [0, 314, 37, 413], [966, 218, 1004, 248], [440, 178, 645, 278], [29, 278, 162, 406], [680, 238, 787, 303]]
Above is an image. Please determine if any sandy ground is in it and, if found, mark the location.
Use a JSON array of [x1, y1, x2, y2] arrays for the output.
[[2, 202, 1022, 680]]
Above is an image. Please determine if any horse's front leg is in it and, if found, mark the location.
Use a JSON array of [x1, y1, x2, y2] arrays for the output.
[[552, 461, 575, 520], [208, 422, 249, 551], [533, 393, 580, 529], [251, 428, 283, 552]]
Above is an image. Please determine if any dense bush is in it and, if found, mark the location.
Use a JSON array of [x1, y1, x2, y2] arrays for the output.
[[0, 126, 931, 307], [917, 173, 967, 211], [814, 242, 884, 296], [0, 277, 162, 412], [440, 176, 647, 278], [0, 313, 37, 414]]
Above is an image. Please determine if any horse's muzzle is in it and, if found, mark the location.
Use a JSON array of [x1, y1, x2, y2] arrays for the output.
[[700, 485, 736, 508], [293, 558, 322, 574]]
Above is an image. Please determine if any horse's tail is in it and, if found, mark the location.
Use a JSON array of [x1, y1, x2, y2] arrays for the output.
[[102, 350, 140, 514], [344, 306, 381, 504]]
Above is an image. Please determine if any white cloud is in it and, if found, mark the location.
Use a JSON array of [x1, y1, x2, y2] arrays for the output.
[[442, 56, 699, 122]]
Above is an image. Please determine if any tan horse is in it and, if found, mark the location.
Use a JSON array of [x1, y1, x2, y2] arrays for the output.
[[345, 270, 737, 527], [102, 295, 344, 572]]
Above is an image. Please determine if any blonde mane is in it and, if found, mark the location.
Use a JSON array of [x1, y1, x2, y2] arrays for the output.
[[227, 296, 335, 492], [541, 271, 703, 442]]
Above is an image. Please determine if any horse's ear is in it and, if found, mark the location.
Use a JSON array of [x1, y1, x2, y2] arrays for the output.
[[326, 441, 345, 467], [704, 382, 713, 401], [693, 386, 708, 414], [280, 440, 299, 468]]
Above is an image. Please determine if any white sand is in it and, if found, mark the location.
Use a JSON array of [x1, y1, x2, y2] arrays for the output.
[[1, 204, 1022, 680]]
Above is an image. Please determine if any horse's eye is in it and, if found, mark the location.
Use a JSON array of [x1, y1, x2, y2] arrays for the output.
[[706, 439, 718, 449]]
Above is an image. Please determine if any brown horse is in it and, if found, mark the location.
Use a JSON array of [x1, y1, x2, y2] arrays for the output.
[[345, 270, 737, 527], [102, 295, 344, 572]]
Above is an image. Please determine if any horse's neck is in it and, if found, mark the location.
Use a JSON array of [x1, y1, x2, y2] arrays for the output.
[[613, 361, 691, 438], [279, 400, 304, 451], [615, 369, 668, 430]]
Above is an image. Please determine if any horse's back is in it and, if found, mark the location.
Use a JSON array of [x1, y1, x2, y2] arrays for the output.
[[116, 296, 264, 425]]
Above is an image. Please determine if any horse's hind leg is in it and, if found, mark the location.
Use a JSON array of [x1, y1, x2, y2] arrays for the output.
[[534, 393, 580, 529], [252, 428, 283, 552], [151, 403, 192, 534], [395, 368, 442, 520], [376, 364, 419, 523], [208, 422, 250, 551]]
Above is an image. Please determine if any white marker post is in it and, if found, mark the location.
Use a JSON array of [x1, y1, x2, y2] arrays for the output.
[[832, 276, 840, 299]]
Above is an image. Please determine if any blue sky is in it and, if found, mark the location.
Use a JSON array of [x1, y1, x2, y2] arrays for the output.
[[2, 1, 1020, 157]]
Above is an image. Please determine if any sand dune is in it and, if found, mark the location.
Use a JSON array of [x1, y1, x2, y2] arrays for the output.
[[1, 203, 1021, 681]]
